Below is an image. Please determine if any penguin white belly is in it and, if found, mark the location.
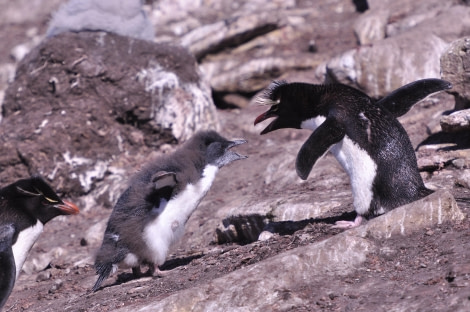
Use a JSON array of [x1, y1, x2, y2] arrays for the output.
[[142, 165, 219, 266], [329, 136, 377, 215], [12, 221, 44, 278], [302, 116, 377, 215]]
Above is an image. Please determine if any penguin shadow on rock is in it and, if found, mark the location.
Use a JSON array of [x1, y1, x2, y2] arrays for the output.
[[254, 78, 452, 229], [417, 119, 470, 151], [0, 176, 79, 309], [91, 130, 247, 292]]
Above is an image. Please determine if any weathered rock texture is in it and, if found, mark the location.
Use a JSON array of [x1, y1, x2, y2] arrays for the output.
[[441, 37, 470, 110], [0, 31, 218, 204], [440, 109, 470, 132], [118, 190, 465, 312], [46, 0, 155, 40], [1, 0, 470, 311], [319, 2, 470, 98]]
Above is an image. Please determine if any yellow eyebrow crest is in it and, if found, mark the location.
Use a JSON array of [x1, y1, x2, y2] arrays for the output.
[[44, 196, 59, 203]]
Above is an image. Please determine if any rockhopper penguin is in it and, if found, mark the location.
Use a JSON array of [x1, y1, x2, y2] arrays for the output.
[[92, 130, 247, 292], [254, 79, 451, 228], [0, 224, 15, 310], [0, 176, 79, 304]]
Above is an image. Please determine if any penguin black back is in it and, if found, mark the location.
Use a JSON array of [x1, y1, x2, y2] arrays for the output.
[[0, 224, 15, 310]]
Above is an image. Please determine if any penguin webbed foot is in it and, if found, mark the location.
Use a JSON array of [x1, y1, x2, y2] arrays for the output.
[[332, 215, 363, 229], [132, 263, 156, 277], [153, 266, 170, 278], [131, 263, 169, 278]]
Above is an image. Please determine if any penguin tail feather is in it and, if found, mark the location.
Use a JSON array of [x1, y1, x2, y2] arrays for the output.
[[92, 262, 113, 292]]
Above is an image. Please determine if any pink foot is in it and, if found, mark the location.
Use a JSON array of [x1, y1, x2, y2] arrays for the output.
[[332, 215, 363, 229], [152, 267, 170, 277]]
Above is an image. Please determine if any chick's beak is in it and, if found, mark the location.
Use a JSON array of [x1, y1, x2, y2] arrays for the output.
[[227, 139, 248, 160], [55, 200, 80, 215]]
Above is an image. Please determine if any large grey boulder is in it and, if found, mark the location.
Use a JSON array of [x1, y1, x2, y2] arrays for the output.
[[441, 37, 470, 110], [0, 31, 218, 207], [46, 0, 155, 41], [319, 4, 470, 98]]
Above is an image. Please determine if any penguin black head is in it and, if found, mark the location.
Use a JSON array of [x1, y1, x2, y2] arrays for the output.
[[254, 80, 339, 134], [255, 79, 453, 135], [1, 176, 79, 224], [194, 130, 248, 168]]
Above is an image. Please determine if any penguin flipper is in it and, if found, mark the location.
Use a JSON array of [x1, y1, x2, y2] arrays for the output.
[[0, 224, 16, 309], [296, 117, 345, 180], [377, 78, 452, 117]]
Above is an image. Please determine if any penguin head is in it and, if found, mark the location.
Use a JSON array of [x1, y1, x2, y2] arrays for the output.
[[6, 176, 79, 224], [254, 80, 331, 134], [194, 131, 247, 168]]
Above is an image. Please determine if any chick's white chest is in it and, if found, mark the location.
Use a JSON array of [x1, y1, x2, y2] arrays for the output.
[[142, 165, 218, 266]]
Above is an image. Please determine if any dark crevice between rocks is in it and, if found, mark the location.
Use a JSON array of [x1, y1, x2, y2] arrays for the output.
[[212, 91, 257, 109], [417, 131, 470, 152], [215, 211, 357, 245], [352, 0, 369, 13], [196, 22, 279, 61], [160, 253, 204, 271], [115, 110, 150, 128], [107, 254, 204, 289]]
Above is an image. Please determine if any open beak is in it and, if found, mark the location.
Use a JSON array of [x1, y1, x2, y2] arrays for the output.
[[55, 200, 80, 215], [254, 110, 280, 135], [227, 139, 248, 160]]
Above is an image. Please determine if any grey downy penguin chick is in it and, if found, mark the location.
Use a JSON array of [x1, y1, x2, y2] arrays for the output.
[[254, 79, 451, 228], [0, 224, 15, 310], [92, 130, 247, 291]]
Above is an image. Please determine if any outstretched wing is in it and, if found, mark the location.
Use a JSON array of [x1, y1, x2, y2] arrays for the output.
[[296, 117, 345, 180], [377, 79, 452, 117]]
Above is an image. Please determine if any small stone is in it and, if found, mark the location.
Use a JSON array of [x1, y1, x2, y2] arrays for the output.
[[452, 158, 466, 169], [258, 231, 274, 241], [48, 279, 63, 294], [36, 271, 51, 282]]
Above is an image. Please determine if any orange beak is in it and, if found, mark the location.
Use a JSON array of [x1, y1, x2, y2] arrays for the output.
[[56, 200, 80, 215]]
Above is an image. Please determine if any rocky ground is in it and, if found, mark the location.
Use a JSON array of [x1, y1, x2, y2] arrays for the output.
[[2, 0, 470, 311], [4, 100, 470, 312]]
